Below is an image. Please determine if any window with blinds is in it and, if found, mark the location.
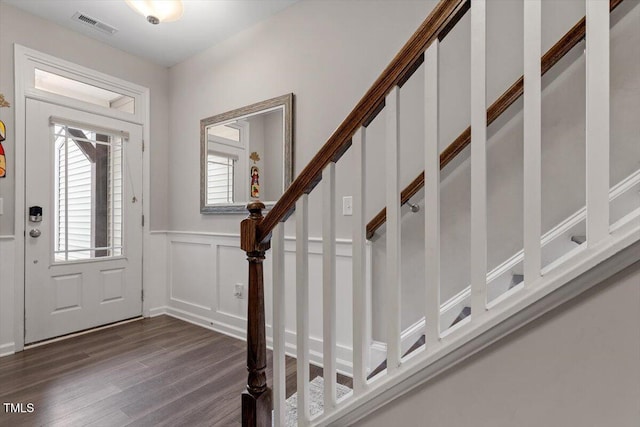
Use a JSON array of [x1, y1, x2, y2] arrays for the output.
[[207, 153, 235, 204], [53, 123, 124, 262]]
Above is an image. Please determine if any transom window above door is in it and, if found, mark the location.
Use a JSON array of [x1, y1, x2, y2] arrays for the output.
[[36, 69, 136, 114]]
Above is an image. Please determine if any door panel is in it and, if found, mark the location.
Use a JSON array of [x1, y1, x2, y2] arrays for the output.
[[25, 99, 143, 344]]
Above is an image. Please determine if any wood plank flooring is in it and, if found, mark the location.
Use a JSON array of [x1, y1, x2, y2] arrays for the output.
[[0, 315, 352, 427]]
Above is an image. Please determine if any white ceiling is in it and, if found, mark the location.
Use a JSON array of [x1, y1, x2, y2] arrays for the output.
[[3, 0, 298, 67]]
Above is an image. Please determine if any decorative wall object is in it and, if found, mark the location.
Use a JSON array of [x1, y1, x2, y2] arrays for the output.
[[0, 94, 9, 108], [0, 93, 9, 178], [250, 151, 260, 199], [0, 121, 5, 178], [251, 165, 260, 199]]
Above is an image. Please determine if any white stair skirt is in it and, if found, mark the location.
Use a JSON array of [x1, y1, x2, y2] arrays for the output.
[[274, 377, 351, 426]]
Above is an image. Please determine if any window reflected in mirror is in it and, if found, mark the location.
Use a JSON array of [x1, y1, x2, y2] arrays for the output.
[[207, 152, 235, 204]]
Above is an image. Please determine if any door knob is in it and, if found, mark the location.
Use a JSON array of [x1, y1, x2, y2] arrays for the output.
[[29, 228, 41, 238]]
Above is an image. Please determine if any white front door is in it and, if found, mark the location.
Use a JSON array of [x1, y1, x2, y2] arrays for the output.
[[25, 99, 143, 344]]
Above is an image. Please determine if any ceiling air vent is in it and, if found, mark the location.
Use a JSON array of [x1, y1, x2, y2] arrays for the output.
[[71, 12, 118, 36]]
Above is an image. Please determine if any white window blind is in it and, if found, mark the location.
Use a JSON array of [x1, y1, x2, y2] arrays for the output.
[[53, 123, 124, 261], [207, 153, 235, 204]]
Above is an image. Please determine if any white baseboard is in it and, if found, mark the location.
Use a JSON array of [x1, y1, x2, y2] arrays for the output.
[[146, 306, 168, 318], [163, 305, 355, 376], [369, 317, 427, 370], [165, 306, 247, 342], [0, 342, 16, 357]]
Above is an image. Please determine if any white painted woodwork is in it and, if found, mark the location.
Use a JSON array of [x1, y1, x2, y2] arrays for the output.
[[320, 219, 640, 426], [295, 194, 311, 424], [0, 237, 16, 356], [585, 0, 610, 245], [322, 163, 337, 411], [352, 127, 368, 393], [163, 230, 357, 375], [24, 99, 143, 344], [424, 41, 441, 346], [470, 0, 488, 318], [385, 86, 402, 371], [523, 0, 542, 286], [272, 223, 286, 426]]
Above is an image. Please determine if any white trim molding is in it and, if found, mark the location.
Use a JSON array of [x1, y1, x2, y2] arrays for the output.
[[12, 45, 151, 353], [0, 237, 16, 355], [0, 343, 16, 357], [317, 213, 640, 426]]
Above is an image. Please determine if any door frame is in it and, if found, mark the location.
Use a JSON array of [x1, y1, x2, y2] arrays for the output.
[[13, 45, 151, 351]]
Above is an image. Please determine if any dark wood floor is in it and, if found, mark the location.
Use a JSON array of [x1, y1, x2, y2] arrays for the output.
[[0, 315, 352, 427]]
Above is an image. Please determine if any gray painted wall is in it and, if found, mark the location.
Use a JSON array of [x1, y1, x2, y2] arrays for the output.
[[0, 2, 170, 233], [168, 0, 440, 234], [356, 260, 640, 427]]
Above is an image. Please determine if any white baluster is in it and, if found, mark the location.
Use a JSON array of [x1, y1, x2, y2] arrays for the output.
[[322, 163, 337, 412], [470, 0, 487, 318], [386, 86, 402, 372], [586, 0, 610, 245], [424, 41, 441, 345], [272, 223, 286, 426], [296, 195, 310, 425], [524, 0, 542, 286], [352, 127, 368, 393]]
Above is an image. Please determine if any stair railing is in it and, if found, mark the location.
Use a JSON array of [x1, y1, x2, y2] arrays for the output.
[[240, 0, 622, 425], [365, 0, 625, 239], [241, 1, 468, 425]]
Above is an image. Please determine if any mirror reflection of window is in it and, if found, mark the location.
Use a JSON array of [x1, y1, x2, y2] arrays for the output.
[[209, 124, 240, 142], [207, 121, 247, 202], [207, 153, 236, 204]]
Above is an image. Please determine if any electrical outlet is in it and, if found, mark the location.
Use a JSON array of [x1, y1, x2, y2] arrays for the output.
[[343, 196, 353, 216], [234, 283, 244, 299]]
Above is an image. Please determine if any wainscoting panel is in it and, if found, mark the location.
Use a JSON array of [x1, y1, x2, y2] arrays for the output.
[[169, 238, 216, 313], [216, 243, 249, 319], [164, 232, 356, 375], [0, 236, 16, 356]]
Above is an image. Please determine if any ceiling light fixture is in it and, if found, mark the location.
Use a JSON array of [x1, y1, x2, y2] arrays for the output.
[[125, 0, 183, 25]]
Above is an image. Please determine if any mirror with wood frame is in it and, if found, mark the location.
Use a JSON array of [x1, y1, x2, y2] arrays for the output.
[[200, 93, 294, 214]]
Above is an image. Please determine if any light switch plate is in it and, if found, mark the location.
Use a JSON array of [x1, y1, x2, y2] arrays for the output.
[[343, 196, 353, 216], [234, 283, 244, 299]]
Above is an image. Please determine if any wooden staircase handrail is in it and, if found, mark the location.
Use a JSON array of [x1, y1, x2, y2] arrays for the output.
[[365, 0, 625, 240], [256, 0, 469, 243]]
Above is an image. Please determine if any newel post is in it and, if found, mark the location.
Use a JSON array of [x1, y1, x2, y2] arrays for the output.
[[241, 201, 272, 427]]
